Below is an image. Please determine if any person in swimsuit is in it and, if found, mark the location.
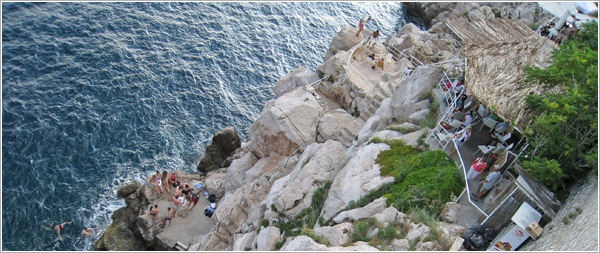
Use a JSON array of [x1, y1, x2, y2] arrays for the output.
[[181, 183, 192, 198], [149, 204, 160, 221], [356, 16, 371, 37], [54, 221, 72, 240], [168, 173, 178, 187], [172, 194, 185, 215], [81, 227, 98, 237], [149, 174, 162, 195], [161, 171, 170, 193], [160, 207, 175, 227], [187, 191, 200, 210]]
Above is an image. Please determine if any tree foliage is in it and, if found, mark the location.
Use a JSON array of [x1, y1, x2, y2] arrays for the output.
[[522, 22, 598, 190]]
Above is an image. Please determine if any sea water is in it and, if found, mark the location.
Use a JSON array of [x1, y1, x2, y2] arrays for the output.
[[1, 2, 422, 250]]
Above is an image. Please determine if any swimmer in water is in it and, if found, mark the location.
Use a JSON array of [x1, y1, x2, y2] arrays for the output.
[[54, 221, 72, 240]]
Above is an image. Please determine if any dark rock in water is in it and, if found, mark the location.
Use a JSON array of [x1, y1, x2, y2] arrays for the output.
[[117, 181, 141, 198], [94, 207, 145, 251], [197, 126, 241, 173]]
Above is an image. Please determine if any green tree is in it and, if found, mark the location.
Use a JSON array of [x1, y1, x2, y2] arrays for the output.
[[522, 22, 598, 190]]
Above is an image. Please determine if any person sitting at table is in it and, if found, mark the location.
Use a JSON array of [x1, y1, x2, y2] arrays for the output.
[[463, 110, 473, 126]]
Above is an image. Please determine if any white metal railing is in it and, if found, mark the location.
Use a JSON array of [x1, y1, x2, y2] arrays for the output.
[[344, 36, 376, 95], [382, 41, 424, 67], [454, 139, 490, 218], [199, 147, 302, 249]]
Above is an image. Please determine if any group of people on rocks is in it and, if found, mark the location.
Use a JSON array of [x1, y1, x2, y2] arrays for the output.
[[356, 16, 388, 72], [147, 171, 217, 227]]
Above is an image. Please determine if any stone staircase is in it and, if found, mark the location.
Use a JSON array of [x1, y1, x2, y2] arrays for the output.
[[359, 79, 397, 122]]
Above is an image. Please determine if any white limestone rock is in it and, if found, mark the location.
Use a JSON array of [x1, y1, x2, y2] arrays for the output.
[[317, 109, 364, 147], [203, 168, 228, 198], [246, 87, 324, 158], [390, 65, 443, 123], [325, 25, 368, 61], [332, 197, 388, 224], [356, 115, 389, 145], [371, 207, 406, 227], [327, 241, 380, 251], [273, 66, 319, 98], [281, 235, 328, 251], [390, 238, 410, 251], [232, 231, 257, 251], [441, 202, 461, 223], [408, 108, 430, 123], [417, 241, 439, 251], [255, 226, 281, 251], [406, 223, 431, 241], [369, 130, 403, 142], [265, 140, 348, 217], [313, 222, 354, 246], [398, 128, 430, 148], [321, 143, 394, 221]]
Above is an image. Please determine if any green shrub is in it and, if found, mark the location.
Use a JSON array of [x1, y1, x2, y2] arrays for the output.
[[386, 126, 414, 134], [301, 228, 331, 246], [521, 157, 567, 191], [261, 219, 270, 228], [375, 226, 398, 243], [351, 218, 377, 242]]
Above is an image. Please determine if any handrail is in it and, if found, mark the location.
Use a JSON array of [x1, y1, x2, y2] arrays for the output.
[[199, 147, 302, 248], [382, 41, 424, 66], [454, 139, 490, 218]]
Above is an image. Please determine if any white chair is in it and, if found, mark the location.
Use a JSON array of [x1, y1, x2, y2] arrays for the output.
[[449, 119, 463, 130], [480, 117, 498, 133], [474, 145, 495, 156], [497, 132, 512, 143], [505, 143, 514, 152], [492, 144, 506, 154]]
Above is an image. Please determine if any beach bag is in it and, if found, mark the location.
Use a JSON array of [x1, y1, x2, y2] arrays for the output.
[[204, 206, 214, 217]]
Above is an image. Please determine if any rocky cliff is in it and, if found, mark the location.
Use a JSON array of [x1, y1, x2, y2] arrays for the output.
[[95, 2, 596, 251]]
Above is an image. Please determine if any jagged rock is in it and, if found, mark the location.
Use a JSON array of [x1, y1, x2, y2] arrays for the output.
[[324, 25, 366, 61], [449, 237, 465, 251], [256, 226, 281, 251], [441, 202, 461, 223], [406, 223, 431, 241], [226, 153, 285, 194], [313, 222, 354, 246], [390, 65, 443, 123], [281, 235, 328, 251], [316, 109, 364, 147], [118, 181, 141, 198], [390, 238, 411, 251], [124, 192, 143, 215], [266, 140, 348, 217], [356, 115, 389, 145], [136, 214, 163, 244], [366, 227, 379, 239], [397, 128, 430, 148], [246, 87, 324, 158], [274, 66, 320, 98], [332, 197, 388, 224], [417, 241, 439, 251], [328, 241, 379, 251], [94, 207, 143, 251], [321, 143, 394, 221], [408, 108, 430, 123], [203, 168, 227, 198], [316, 51, 354, 109], [197, 126, 241, 173], [371, 207, 406, 227], [370, 129, 403, 142], [232, 231, 257, 251], [223, 152, 259, 192]]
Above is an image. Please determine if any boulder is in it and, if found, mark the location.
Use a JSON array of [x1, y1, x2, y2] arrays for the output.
[[332, 197, 388, 224], [197, 126, 241, 173], [371, 207, 406, 227], [397, 128, 430, 148], [317, 109, 364, 147], [117, 181, 141, 198], [232, 231, 257, 251], [266, 140, 348, 217], [356, 115, 389, 145], [321, 143, 394, 221], [256, 226, 281, 251], [313, 222, 354, 246], [390, 65, 443, 123], [441, 202, 461, 223], [246, 87, 324, 158], [273, 66, 320, 98], [408, 108, 430, 123], [417, 241, 439, 251], [324, 25, 366, 61], [390, 238, 411, 251], [328, 241, 379, 251], [369, 130, 403, 142], [136, 214, 163, 244], [203, 168, 228, 198], [406, 223, 431, 241], [94, 207, 143, 251], [223, 152, 259, 192], [281, 235, 328, 251]]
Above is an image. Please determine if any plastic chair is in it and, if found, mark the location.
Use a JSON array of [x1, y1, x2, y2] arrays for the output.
[[474, 145, 495, 156], [480, 117, 498, 133], [497, 132, 512, 143]]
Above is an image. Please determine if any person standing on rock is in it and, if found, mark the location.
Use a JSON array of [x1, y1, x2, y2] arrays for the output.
[[356, 16, 371, 37], [161, 207, 175, 227], [172, 194, 185, 214], [54, 221, 72, 240], [81, 227, 98, 237], [187, 191, 200, 210]]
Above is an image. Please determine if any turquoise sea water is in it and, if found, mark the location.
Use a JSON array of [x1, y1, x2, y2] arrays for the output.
[[2, 2, 422, 250]]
